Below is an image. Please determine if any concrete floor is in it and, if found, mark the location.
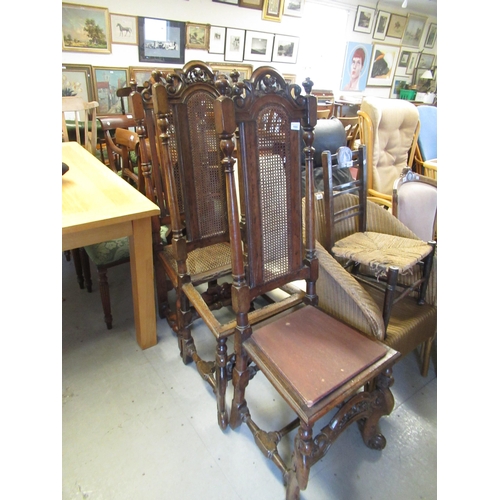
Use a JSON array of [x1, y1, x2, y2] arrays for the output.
[[62, 255, 437, 499]]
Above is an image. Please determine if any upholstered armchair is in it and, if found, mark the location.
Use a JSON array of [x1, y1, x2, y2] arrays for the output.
[[358, 96, 420, 207]]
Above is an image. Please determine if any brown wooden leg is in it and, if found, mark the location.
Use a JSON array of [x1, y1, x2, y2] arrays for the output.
[[420, 335, 435, 377], [291, 422, 313, 493], [97, 267, 113, 330], [71, 248, 84, 290], [81, 248, 92, 293], [178, 291, 194, 365], [418, 242, 436, 305], [229, 331, 251, 429], [382, 267, 399, 330], [216, 337, 228, 430]]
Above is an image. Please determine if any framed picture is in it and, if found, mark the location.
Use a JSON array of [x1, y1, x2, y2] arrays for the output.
[[138, 16, 185, 65], [398, 50, 413, 68], [283, 0, 304, 17], [225, 28, 245, 62], [244, 31, 274, 62], [367, 43, 400, 87], [110, 14, 137, 45], [272, 35, 299, 64], [93, 67, 130, 115], [413, 67, 429, 89], [186, 23, 209, 50], [386, 14, 407, 39], [129, 67, 158, 86], [424, 23, 437, 48], [239, 0, 263, 8], [62, 3, 111, 53], [406, 52, 419, 75], [418, 53, 435, 70], [340, 41, 373, 92], [283, 73, 296, 84], [402, 14, 427, 48], [213, 0, 238, 4], [208, 62, 253, 81], [353, 6, 376, 34], [391, 75, 411, 98], [373, 11, 391, 40], [262, 0, 284, 22], [62, 64, 94, 101], [209, 26, 226, 54]]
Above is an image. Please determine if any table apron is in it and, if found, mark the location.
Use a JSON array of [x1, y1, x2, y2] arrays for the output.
[[62, 220, 132, 251]]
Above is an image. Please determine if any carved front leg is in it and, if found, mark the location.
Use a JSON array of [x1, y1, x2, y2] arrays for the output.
[[178, 290, 195, 365], [216, 338, 228, 430]]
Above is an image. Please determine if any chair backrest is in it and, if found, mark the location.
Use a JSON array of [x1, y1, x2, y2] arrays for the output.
[[321, 145, 367, 249], [416, 105, 437, 162], [358, 96, 419, 197], [214, 67, 317, 306], [151, 61, 229, 252], [337, 116, 360, 150], [392, 168, 437, 242], [62, 96, 99, 154]]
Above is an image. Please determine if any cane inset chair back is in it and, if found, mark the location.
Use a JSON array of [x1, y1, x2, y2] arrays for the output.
[[149, 62, 234, 362], [210, 68, 399, 498], [358, 96, 419, 207]]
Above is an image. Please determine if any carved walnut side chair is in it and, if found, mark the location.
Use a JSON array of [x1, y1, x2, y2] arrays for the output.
[[206, 68, 400, 498]]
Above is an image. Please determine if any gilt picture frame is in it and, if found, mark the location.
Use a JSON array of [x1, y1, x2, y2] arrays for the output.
[[402, 14, 427, 48], [208, 62, 253, 80], [62, 64, 95, 101], [262, 0, 284, 22], [239, 0, 264, 8], [386, 14, 407, 39], [186, 23, 210, 50], [62, 3, 111, 53]]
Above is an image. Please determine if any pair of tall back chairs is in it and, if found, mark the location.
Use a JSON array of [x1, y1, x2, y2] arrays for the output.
[[131, 62, 401, 498]]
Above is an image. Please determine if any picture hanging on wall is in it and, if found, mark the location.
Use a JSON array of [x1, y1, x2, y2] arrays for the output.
[[244, 31, 274, 62], [110, 14, 137, 45], [225, 28, 245, 62], [93, 66, 129, 115], [373, 11, 391, 40], [398, 50, 413, 69], [386, 14, 407, 39], [367, 43, 400, 87], [209, 26, 226, 54], [424, 23, 437, 48], [402, 14, 427, 48], [208, 62, 253, 80], [391, 75, 411, 98], [283, 0, 304, 18], [353, 6, 376, 34], [272, 34, 299, 63], [340, 41, 373, 92], [186, 23, 209, 50], [138, 16, 185, 65], [62, 64, 95, 101], [239, 0, 264, 9], [417, 53, 435, 70], [262, 0, 284, 22], [405, 51, 419, 75], [62, 3, 111, 53]]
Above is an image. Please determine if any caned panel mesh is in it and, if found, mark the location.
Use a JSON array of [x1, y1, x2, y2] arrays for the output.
[[165, 110, 184, 213], [257, 107, 292, 283], [186, 91, 227, 239]]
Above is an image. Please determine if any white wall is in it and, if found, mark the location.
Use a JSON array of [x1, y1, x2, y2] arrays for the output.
[[62, 0, 437, 99]]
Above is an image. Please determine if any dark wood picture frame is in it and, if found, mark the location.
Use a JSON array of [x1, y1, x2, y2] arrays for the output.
[[138, 16, 185, 65]]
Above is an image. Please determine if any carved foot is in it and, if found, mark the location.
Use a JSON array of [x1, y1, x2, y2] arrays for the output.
[[218, 409, 228, 431], [357, 419, 387, 451], [284, 470, 300, 500]]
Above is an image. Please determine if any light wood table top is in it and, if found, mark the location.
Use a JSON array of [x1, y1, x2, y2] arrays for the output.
[[62, 142, 161, 349]]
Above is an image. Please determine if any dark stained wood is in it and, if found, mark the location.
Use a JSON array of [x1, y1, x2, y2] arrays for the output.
[[211, 67, 399, 499]]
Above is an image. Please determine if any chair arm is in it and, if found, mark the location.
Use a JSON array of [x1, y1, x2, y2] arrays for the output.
[[316, 242, 386, 341]]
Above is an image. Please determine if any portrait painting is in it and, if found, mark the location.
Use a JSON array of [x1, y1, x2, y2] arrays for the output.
[[340, 41, 372, 92]]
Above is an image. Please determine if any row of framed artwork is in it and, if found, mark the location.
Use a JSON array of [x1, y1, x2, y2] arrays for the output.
[[353, 5, 436, 49], [62, 4, 299, 65], [340, 41, 436, 92], [213, 0, 305, 21], [63, 63, 298, 116]]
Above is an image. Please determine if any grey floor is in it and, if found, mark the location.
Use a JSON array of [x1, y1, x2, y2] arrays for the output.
[[62, 255, 437, 500]]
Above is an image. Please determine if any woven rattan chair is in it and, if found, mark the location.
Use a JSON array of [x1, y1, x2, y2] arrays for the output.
[[358, 96, 420, 208], [320, 146, 436, 331], [204, 68, 400, 498], [313, 185, 437, 376]]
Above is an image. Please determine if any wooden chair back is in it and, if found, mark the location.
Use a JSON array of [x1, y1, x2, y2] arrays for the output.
[[62, 96, 99, 155], [321, 145, 367, 249], [214, 67, 317, 306], [151, 61, 229, 252], [338, 116, 360, 150]]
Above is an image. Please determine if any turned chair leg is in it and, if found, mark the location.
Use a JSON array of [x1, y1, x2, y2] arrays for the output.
[[71, 248, 84, 290], [97, 267, 113, 330], [81, 249, 92, 293]]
